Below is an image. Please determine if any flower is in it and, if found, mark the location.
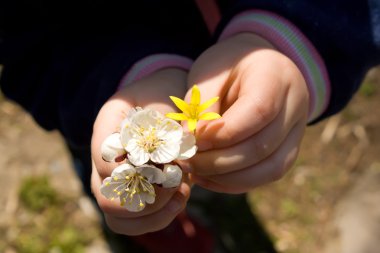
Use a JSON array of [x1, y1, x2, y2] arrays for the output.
[[166, 85, 221, 132], [99, 107, 198, 212], [120, 108, 197, 166], [100, 163, 165, 212], [101, 133, 127, 162]]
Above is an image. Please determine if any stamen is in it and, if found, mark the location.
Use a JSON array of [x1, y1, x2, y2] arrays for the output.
[[108, 170, 156, 211]]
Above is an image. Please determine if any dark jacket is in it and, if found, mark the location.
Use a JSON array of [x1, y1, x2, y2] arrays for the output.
[[1, 0, 379, 147]]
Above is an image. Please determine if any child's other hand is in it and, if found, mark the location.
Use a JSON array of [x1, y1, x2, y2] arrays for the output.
[[187, 33, 309, 193], [91, 69, 190, 235]]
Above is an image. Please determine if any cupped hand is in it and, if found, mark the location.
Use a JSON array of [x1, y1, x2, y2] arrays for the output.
[[91, 68, 191, 235], [186, 33, 309, 193]]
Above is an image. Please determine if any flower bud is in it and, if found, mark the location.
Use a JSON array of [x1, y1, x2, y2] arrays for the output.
[[162, 164, 182, 188], [101, 133, 126, 162]]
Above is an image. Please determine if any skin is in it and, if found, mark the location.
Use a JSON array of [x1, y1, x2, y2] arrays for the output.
[[91, 33, 310, 235]]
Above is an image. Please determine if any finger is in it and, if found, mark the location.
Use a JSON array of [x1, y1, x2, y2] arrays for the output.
[[91, 162, 181, 218], [104, 181, 191, 236], [190, 175, 242, 194], [190, 97, 306, 176], [195, 58, 288, 150], [193, 121, 305, 194]]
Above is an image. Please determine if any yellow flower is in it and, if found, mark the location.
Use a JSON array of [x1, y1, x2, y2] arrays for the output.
[[166, 85, 221, 132]]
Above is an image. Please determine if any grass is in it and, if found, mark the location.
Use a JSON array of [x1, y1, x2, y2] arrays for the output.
[[359, 81, 377, 97], [19, 176, 59, 212], [10, 175, 101, 253]]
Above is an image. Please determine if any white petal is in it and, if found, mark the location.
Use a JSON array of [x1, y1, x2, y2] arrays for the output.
[[128, 152, 149, 167], [162, 165, 183, 188], [120, 117, 131, 130], [139, 192, 156, 206], [150, 142, 180, 164], [147, 108, 165, 121], [100, 178, 121, 199], [101, 133, 126, 162], [133, 108, 162, 129], [127, 107, 143, 118], [120, 123, 134, 148], [159, 119, 183, 142], [124, 193, 145, 212], [126, 139, 149, 166], [120, 107, 144, 129], [137, 165, 165, 184], [120, 109, 146, 147], [143, 192, 155, 204], [112, 163, 136, 176], [177, 133, 197, 160]]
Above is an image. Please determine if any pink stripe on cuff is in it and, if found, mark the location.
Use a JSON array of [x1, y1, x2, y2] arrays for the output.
[[118, 54, 193, 90], [219, 10, 330, 122]]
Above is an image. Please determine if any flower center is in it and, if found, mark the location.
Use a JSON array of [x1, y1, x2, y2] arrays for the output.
[[137, 128, 164, 153], [188, 104, 199, 119], [118, 172, 155, 209]]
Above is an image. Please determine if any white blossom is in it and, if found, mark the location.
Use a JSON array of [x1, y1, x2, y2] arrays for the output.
[[120, 108, 197, 166], [100, 163, 165, 212], [99, 107, 197, 212]]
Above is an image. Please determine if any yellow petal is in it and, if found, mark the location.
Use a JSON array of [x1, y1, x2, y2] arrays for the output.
[[199, 97, 219, 112], [169, 96, 190, 114], [166, 113, 189, 121], [199, 112, 221, 120], [188, 119, 198, 132], [190, 85, 201, 105]]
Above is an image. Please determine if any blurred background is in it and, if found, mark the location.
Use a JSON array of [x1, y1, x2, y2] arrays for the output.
[[0, 66, 379, 253]]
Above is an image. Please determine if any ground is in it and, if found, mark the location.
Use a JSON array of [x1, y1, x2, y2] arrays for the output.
[[0, 67, 379, 253]]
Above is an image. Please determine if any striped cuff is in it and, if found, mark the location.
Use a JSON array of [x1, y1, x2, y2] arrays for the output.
[[219, 10, 330, 122], [118, 54, 193, 90]]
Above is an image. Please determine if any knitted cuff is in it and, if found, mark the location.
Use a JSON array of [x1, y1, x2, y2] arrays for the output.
[[219, 10, 330, 122], [118, 54, 193, 90]]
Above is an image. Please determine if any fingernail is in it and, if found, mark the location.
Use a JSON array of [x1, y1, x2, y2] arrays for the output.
[[196, 140, 213, 151], [167, 199, 182, 213]]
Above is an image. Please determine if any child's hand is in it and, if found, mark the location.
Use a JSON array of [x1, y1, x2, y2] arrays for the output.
[[187, 33, 309, 193], [91, 69, 191, 235]]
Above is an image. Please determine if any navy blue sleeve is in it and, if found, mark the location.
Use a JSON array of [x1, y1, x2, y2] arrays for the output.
[[0, 0, 210, 147], [215, 0, 380, 123]]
